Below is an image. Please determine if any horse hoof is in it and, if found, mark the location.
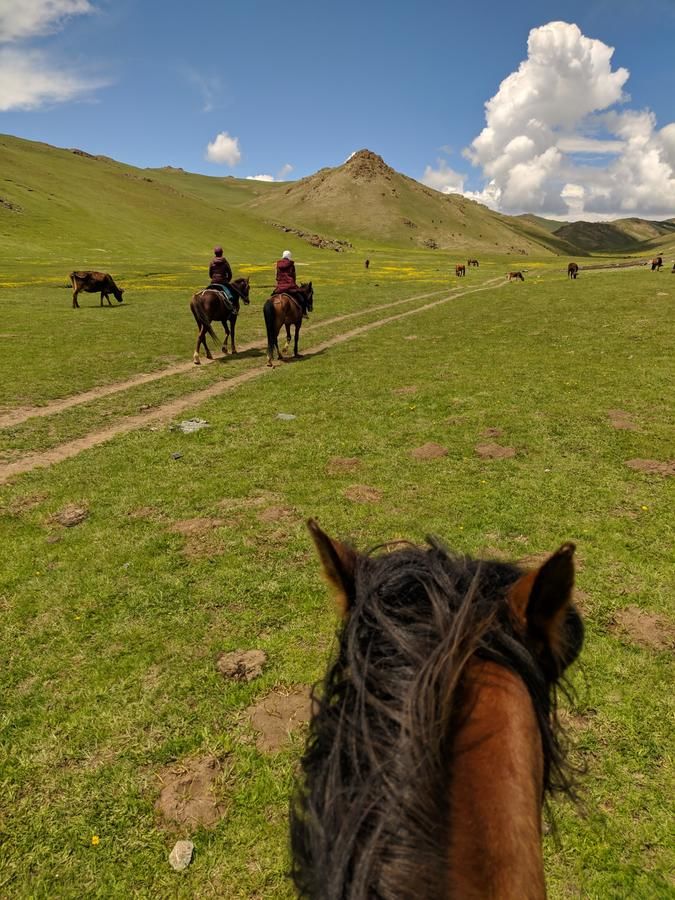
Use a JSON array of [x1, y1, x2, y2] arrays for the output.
[[206, 353, 213, 360], [193, 354, 201, 365]]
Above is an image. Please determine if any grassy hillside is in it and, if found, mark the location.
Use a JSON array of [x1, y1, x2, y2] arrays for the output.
[[247, 149, 578, 255], [553, 217, 675, 255]]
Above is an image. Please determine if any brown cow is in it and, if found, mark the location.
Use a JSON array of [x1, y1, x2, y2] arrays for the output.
[[455, 264, 466, 277], [507, 271, 525, 281], [467, 258, 479, 267], [70, 271, 125, 308]]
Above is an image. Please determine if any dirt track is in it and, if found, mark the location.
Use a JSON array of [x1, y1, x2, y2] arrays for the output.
[[0, 279, 504, 485]]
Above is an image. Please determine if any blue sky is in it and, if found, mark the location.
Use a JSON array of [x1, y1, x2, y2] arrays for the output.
[[1, 0, 674, 219]]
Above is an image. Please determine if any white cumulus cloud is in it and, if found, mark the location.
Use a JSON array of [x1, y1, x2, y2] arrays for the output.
[[246, 174, 275, 182], [205, 132, 241, 166], [422, 159, 465, 194], [462, 21, 675, 219], [245, 163, 294, 182]]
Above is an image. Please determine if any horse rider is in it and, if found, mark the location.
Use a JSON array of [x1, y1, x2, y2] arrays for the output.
[[208, 245, 236, 311], [272, 250, 309, 318]]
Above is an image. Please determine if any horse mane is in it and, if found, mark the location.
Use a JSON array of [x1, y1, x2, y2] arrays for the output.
[[290, 540, 576, 900]]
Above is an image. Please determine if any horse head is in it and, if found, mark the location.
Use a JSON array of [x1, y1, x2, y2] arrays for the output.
[[233, 276, 251, 305], [301, 281, 314, 313]]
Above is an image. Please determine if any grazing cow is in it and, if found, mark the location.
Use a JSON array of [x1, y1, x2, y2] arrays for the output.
[[507, 271, 525, 282], [650, 256, 663, 271], [365, 259, 370, 269], [455, 264, 466, 277], [70, 271, 124, 308], [467, 258, 479, 267], [568, 262, 579, 279]]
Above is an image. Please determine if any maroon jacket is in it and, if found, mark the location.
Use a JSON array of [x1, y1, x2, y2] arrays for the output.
[[209, 255, 232, 285], [275, 258, 298, 293]]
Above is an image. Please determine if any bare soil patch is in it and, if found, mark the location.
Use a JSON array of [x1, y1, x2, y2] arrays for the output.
[[248, 686, 313, 752], [475, 443, 516, 459], [326, 456, 361, 474], [4, 491, 48, 514], [411, 442, 448, 460], [257, 505, 296, 524], [392, 385, 418, 396], [610, 606, 675, 652], [51, 504, 89, 528], [625, 459, 675, 477], [154, 755, 229, 828], [344, 484, 382, 503], [481, 427, 504, 438], [216, 649, 267, 682], [170, 517, 225, 558], [608, 409, 638, 431]]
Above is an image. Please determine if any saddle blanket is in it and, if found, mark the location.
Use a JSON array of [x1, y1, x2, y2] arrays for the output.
[[207, 283, 235, 301]]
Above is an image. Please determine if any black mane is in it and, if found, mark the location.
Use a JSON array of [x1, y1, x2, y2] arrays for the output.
[[290, 540, 579, 900]]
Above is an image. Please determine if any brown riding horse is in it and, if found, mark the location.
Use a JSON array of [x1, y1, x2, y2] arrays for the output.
[[568, 262, 579, 279], [467, 258, 480, 267], [508, 270, 525, 281], [291, 521, 584, 899], [190, 277, 250, 364], [650, 256, 663, 271], [263, 282, 314, 366], [455, 264, 466, 277]]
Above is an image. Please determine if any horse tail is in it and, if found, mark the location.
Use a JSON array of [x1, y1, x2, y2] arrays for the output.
[[263, 298, 277, 357], [191, 293, 219, 344]]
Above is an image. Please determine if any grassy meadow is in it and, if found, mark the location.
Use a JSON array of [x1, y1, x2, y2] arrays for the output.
[[1, 236, 674, 899]]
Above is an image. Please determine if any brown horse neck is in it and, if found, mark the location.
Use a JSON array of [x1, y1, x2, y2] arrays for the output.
[[447, 660, 547, 900]]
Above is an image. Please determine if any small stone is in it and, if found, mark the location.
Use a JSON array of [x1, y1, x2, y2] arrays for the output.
[[172, 418, 210, 434], [216, 649, 267, 682], [53, 504, 88, 527], [276, 413, 296, 421], [169, 840, 194, 871], [171, 452, 183, 460]]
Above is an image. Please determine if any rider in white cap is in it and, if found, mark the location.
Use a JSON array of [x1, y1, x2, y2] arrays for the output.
[[273, 249, 309, 317]]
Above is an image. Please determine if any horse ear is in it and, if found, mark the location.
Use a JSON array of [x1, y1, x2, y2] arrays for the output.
[[508, 543, 579, 671], [307, 518, 358, 617]]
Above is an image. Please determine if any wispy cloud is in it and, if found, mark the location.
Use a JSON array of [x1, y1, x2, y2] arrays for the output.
[[0, 0, 108, 110], [205, 131, 241, 166], [182, 67, 224, 113], [421, 158, 465, 194]]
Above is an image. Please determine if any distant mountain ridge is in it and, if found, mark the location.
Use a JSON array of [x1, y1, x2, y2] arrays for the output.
[[1, 134, 674, 260]]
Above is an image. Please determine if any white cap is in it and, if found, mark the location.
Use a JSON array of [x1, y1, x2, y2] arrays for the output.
[[282, 250, 292, 260]]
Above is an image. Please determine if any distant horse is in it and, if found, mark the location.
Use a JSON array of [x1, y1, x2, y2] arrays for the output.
[[467, 258, 479, 267], [507, 271, 525, 281], [365, 259, 370, 269], [190, 277, 250, 365], [291, 521, 583, 899], [651, 256, 663, 271], [263, 283, 314, 367], [455, 264, 466, 277], [568, 262, 579, 279]]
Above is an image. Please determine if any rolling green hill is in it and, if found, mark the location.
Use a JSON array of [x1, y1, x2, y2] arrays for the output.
[[2, 134, 673, 265]]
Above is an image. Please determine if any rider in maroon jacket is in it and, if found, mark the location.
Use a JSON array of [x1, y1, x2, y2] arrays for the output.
[[209, 246, 232, 285], [272, 250, 308, 317]]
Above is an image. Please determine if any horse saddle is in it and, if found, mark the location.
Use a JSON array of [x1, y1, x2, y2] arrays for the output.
[[207, 283, 235, 301]]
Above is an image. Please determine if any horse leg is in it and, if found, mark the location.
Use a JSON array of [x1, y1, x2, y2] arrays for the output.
[[230, 318, 236, 355], [193, 327, 202, 365], [294, 322, 301, 357], [222, 322, 229, 355], [203, 326, 213, 360], [282, 323, 292, 354], [72, 289, 80, 309]]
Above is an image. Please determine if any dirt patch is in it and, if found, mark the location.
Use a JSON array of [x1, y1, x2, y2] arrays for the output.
[[216, 649, 267, 682], [155, 755, 229, 828], [403, 334, 418, 340], [559, 708, 597, 732], [326, 456, 361, 474], [170, 517, 225, 558], [481, 427, 504, 438], [223, 490, 281, 511], [608, 409, 638, 431], [411, 442, 448, 460], [625, 459, 675, 477], [392, 385, 418, 396], [344, 484, 382, 503], [4, 491, 49, 514], [257, 505, 296, 524], [51, 504, 89, 527], [475, 443, 516, 460], [127, 505, 165, 521], [248, 686, 313, 753], [610, 606, 675, 652]]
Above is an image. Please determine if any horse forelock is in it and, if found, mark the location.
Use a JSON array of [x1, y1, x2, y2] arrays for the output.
[[290, 543, 576, 899]]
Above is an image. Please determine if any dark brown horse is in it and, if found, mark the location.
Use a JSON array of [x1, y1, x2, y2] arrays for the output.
[[650, 256, 663, 271], [291, 521, 583, 899], [467, 258, 480, 267], [263, 282, 314, 366], [568, 262, 579, 279], [455, 264, 466, 277], [508, 270, 525, 281], [190, 277, 250, 364]]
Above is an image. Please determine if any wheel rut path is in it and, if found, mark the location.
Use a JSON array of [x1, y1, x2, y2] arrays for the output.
[[0, 279, 504, 485]]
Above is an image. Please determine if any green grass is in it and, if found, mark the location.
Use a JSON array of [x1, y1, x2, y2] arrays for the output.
[[1, 254, 673, 897]]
